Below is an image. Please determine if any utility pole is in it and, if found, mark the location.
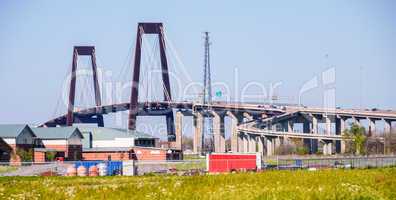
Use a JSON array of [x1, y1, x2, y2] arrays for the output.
[[202, 31, 213, 153]]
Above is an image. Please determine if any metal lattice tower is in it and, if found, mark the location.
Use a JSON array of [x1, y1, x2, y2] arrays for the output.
[[202, 32, 213, 153]]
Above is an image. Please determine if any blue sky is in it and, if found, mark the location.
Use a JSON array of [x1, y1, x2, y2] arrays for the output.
[[0, 0, 395, 130]]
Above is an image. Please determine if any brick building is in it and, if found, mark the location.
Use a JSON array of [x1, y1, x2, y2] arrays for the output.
[[0, 125, 36, 164], [79, 127, 167, 161], [32, 127, 83, 161], [79, 127, 159, 148], [82, 147, 167, 161]]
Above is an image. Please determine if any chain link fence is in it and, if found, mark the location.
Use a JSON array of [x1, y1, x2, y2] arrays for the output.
[[0, 159, 207, 176], [1, 155, 396, 176], [275, 155, 396, 170]]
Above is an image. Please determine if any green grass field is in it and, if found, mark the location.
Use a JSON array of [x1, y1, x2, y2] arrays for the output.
[[0, 168, 395, 200]]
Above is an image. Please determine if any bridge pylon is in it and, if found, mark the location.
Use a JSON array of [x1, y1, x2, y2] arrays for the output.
[[128, 23, 175, 141], [66, 46, 104, 127]]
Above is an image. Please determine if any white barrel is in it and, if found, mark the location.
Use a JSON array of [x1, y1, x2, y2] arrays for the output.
[[98, 163, 107, 176], [66, 165, 77, 176], [77, 165, 87, 176]]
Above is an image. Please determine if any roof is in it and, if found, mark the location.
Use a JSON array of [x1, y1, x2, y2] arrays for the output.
[[83, 147, 132, 152], [78, 127, 157, 140], [31, 127, 83, 139], [0, 124, 33, 138], [34, 148, 58, 152]]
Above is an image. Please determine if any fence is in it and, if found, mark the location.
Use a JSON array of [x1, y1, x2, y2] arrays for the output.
[[275, 155, 396, 170], [0, 159, 206, 176], [1, 156, 396, 176]]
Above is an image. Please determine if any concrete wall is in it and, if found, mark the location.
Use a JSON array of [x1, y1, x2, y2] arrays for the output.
[[82, 147, 167, 161], [83, 151, 132, 161], [34, 151, 45, 163], [92, 138, 135, 148]]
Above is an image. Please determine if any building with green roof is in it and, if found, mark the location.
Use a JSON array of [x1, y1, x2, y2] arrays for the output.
[[78, 127, 159, 149], [0, 124, 36, 163], [31, 127, 83, 161]]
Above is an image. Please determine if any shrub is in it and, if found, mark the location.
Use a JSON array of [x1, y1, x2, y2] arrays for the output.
[[16, 149, 33, 162], [45, 151, 56, 161]]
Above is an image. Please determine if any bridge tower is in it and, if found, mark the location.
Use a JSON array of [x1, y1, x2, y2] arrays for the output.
[[128, 23, 175, 141], [66, 46, 104, 127]]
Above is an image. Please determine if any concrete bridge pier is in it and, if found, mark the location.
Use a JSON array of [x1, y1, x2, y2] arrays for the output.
[[303, 115, 319, 154], [212, 112, 225, 153], [238, 133, 245, 152], [384, 119, 392, 133], [322, 140, 333, 155], [228, 111, 244, 153], [257, 136, 265, 155], [335, 116, 346, 154], [242, 133, 249, 152], [174, 111, 183, 150], [352, 116, 361, 126], [325, 115, 331, 136], [248, 134, 256, 152], [384, 119, 392, 154], [368, 118, 376, 136], [193, 112, 203, 154], [265, 136, 276, 156]]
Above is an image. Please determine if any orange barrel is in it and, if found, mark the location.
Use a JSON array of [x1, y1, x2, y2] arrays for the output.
[[66, 166, 77, 176], [77, 165, 87, 176], [89, 165, 99, 176]]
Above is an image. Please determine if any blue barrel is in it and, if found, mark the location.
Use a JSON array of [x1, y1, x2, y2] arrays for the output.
[[107, 161, 123, 175], [75, 161, 102, 170]]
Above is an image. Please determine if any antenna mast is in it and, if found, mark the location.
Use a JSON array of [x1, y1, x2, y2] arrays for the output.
[[202, 31, 213, 153]]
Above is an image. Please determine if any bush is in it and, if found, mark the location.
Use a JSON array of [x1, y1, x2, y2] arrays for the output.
[[45, 152, 56, 161], [16, 149, 33, 162]]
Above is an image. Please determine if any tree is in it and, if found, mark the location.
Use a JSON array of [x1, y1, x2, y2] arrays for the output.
[[343, 123, 366, 155], [45, 151, 57, 161], [16, 148, 33, 162]]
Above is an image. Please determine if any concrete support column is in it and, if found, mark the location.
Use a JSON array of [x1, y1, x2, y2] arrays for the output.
[[193, 112, 203, 154], [303, 121, 312, 153], [384, 119, 391, 134], [212, 112, 225, 152], [325, 115, 331, 135], [368, 118, 376, 136], [312, 115, 318, 134], [243, 134, 249, 152], [311, 115, 319, 153], [274, 137, 281, 154], [287, 120, 294, 132], [266, 137, 275, 156], [384, 119, 392, 154], [228, 112, 239, 152], [248, 134, 256, 152], [323, 140, 333, 155], [257, 137, 264, 155], [335, 116, 346, 154], [352, 117, 360, 126], [238, 134, 244, 152], [175, 111, 183, 150]]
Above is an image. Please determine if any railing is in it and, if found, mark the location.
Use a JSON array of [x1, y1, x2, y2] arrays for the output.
[[274, 155, 396, 170], [1, 155, 395, 176], [0, 160, 207, 176]]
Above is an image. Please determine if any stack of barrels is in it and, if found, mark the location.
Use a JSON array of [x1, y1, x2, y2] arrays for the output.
[[66, 164, 106, 176]]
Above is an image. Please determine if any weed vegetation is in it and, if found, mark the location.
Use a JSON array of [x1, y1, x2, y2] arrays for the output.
[[0, 168, 395, 199]]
